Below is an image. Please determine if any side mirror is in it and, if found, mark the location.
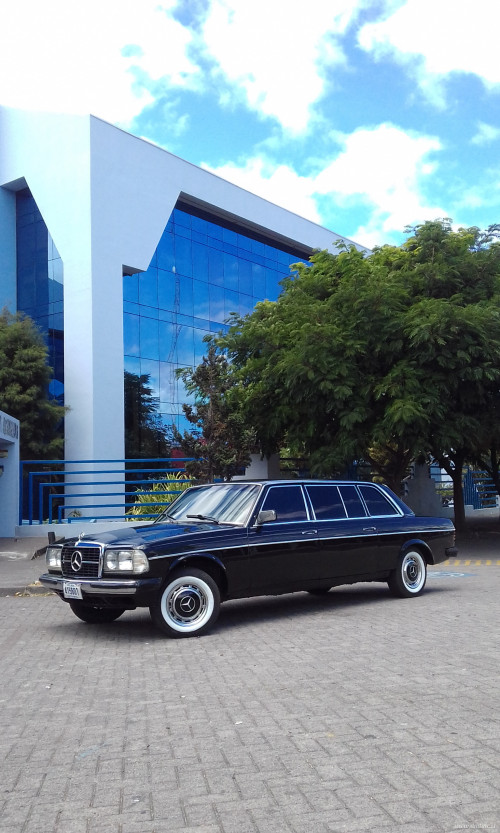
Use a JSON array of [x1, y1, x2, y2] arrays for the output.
[[256, 509, 277, 525]]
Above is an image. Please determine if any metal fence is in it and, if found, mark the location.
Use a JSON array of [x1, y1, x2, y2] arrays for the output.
[[19, 458, 193, 525], [430, 464, 498, 509], [19, 458, 499, 525]]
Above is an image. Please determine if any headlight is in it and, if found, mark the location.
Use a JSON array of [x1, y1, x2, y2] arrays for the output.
[[104, 549, 149, 574], [46, 546, 62, 570]]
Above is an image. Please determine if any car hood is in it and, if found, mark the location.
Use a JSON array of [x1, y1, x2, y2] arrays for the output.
[[62, 521, 236, 550]]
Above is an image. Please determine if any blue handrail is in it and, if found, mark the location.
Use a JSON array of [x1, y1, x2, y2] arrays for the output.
[[19, 458, 193, 524]]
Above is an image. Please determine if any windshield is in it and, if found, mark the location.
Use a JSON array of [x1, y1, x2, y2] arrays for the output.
[[158, 483, 261, 526]]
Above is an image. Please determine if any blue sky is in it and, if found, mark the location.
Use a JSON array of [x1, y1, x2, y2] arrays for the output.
[[1, 0, 500, 248]]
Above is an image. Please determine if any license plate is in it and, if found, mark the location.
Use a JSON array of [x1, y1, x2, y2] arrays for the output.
[[63, 581, 83, 600]]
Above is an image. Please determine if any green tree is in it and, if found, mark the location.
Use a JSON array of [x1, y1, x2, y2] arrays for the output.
[[220, 244, 422, 490], [393, 221, 500, 527], [219, 221, 500, 529], [0, 308, 65, 459], [124, 371, 171, 458], [172, 341, 256, 482]]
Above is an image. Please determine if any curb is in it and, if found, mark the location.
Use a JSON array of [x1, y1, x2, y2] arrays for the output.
[[441, 559, 500, 566], [0, 583, 53, 598]]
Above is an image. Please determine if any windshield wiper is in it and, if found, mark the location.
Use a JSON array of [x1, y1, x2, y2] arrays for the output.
[[152, 510, 175, 523], [186, 514, 220, 524]]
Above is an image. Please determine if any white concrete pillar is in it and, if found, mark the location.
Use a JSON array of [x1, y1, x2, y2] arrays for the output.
[[0, 410, 20, 536]]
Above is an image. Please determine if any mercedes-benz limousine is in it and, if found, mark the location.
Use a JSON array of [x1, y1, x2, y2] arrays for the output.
[[39, 480, 457, 638]]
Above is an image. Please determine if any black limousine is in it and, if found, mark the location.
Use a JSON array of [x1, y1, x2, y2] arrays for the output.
[[40, 480, 457, 638]]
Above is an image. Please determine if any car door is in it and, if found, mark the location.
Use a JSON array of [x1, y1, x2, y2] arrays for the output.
[[356, 484, 409, 572], [305, 484, 380, 579], [246, 484, 320, 594]]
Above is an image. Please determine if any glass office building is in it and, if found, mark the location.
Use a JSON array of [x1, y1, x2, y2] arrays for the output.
[[2, 107, 362, 468], [123, 202, 309, 434], [15, 188, 64, 404], [16, 189, 310, 438]]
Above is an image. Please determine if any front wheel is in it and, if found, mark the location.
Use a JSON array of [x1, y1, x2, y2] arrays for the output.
[[69, 601, 126, 623], [150, 569, 221, 638], [388, 550, 427, 597]]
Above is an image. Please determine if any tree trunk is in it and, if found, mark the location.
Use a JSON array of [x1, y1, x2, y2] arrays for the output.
[[437, 450, 466, 532], [452, 467, 466, 532]]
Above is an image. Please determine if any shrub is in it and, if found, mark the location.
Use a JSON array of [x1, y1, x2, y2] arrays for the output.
[[127, 472, 194, 518]]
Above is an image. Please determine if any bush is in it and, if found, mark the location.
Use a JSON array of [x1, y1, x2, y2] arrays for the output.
[[127, 472, 194, 518]]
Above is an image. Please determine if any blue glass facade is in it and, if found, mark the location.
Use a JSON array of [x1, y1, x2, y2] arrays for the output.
[[16, 188, 64, 402], [123, 204, 309, 432]]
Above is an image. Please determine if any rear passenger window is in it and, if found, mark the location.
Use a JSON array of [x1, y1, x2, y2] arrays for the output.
[[306, 486, 347, 520], [338, 485, 367, 518], [359, 486, 399, 516], [260, 486, 307, 522]]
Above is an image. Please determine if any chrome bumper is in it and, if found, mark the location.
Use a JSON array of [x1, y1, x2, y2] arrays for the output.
[[39, 573, 161, 596]]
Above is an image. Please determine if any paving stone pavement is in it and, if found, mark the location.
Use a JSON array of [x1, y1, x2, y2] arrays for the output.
[[0, 565, 499, 833]]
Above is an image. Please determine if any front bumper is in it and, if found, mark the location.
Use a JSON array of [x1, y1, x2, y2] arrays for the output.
[[39, 573, 162, 607]]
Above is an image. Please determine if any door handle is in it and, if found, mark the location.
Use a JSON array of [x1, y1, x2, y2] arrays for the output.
[[302, 530, 318, 535], [363, 527, 376, 532]]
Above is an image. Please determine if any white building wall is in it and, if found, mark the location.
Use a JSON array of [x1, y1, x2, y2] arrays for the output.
[[0, 410, 20, 537]]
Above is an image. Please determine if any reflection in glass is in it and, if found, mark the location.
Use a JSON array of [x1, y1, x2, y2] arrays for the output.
[[163, 482, 260, 525], [158, 269, 177, 311], [209, 284, 225, 324], [124, 313, 140, 356], [139, 268, 158, 308], [140, 316, 159, 360], [193, 280, 210, 319], [16, 188, 65, 404], [175, 236, 192, 277], [178, 276, 194, 315], [124, 204, 309, 448], [176, 325, 194, 366], [223, 252, 238, 290], [157, 230, 175, 272]]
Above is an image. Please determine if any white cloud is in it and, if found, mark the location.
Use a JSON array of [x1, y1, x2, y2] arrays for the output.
[[358, 0, 500, 105], [206, 123, 446, 247], [202, 156, 323, 222], [455, 171, 500, 211], [0, 0, 201, 124], [0, 0, 373, 132], [197, 0, 368, 132], [316, 124, 446, 246], [471, 122, 500, 146]]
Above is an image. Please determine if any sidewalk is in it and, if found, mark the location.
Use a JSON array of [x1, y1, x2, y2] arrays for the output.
[[1, 520, 499, 597], [0, 536, 51, 596]]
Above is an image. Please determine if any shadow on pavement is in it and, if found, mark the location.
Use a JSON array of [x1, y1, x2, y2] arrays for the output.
[[40, 580, 456, 642]]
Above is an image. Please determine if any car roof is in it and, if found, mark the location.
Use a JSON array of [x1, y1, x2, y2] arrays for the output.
[[205, 480, 386, 487]]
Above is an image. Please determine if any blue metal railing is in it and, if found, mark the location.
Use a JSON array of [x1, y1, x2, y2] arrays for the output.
[[463, 468, 497, 509], [19, 458, 194, 525], [430, 464, 497, 509]]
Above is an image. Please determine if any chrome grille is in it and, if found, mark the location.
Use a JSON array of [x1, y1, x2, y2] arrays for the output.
[[61, 544, 101, 578]]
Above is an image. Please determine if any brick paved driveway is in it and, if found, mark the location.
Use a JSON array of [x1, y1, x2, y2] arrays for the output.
[[1, 567, 499, 833]]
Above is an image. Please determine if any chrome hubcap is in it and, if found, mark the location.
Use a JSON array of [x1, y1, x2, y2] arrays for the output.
[[167, 583, 207, 625], [403, 553, 424, 590]]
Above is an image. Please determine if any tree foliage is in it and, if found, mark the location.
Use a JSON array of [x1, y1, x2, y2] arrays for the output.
[[0, 308, 65, 459], [172, 341, 256, 482], [218, 221, 500, 528], [124, 371, 171, 459], [127, 472, 194, 518]]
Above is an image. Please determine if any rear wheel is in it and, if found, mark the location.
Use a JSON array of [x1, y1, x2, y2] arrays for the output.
[[150, 568, 221, 638], [69, 601, 126, 623], [388, 550, 427, 597]]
